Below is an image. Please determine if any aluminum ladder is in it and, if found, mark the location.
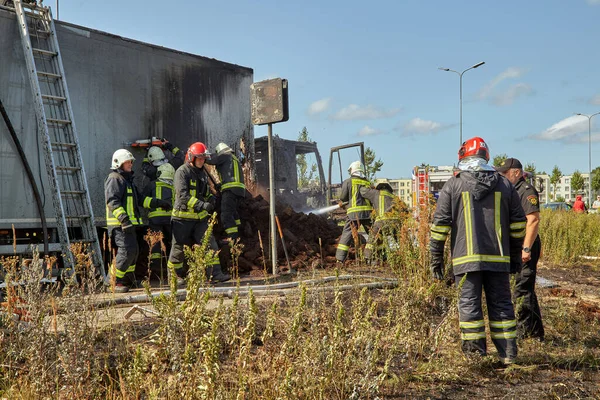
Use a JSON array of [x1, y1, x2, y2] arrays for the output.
[[12, 0, 105, 278]]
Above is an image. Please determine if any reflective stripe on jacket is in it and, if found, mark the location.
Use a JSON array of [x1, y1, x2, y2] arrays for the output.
[[206, 152, 246, 197], [360, 186, 398, 221], [429, 171, 526, 275], [340, 177, 373, 220], [172, 163, 212, 221], [105, 170, 143, 227], [143, 180, 174, 224]]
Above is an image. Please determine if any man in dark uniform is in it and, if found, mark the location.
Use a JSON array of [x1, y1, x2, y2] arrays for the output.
[[168, 142, 231, 286], [430, 137, 526, 365], [205, 142, 246, 244], [497, 157, 545, 340], [105, 149, 145, 293], [335, 161, 373, 262], [360, 182, 400, 263]]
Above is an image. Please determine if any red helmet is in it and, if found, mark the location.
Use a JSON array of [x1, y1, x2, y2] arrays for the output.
[[186, 142, 209, 163], [458, 136, 489, 162]]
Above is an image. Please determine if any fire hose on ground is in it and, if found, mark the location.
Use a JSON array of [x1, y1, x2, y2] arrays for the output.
[[93, 274, 398, 309]]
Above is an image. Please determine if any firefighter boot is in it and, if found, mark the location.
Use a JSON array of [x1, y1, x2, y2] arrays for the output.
[[206, 265, 231, 283], [114, 279, 130, 293]]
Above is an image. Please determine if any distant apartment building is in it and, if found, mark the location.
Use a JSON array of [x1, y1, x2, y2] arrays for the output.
[[375, 178, 412, 205], [537, 173, 595, 203]]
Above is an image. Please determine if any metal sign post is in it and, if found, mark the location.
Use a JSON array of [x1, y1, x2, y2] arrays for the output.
[[267, 123, 277, 275], [250, 78, 289, 275]]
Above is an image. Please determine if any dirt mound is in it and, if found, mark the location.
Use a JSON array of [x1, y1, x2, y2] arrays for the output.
[[215, 195, 342, 273]]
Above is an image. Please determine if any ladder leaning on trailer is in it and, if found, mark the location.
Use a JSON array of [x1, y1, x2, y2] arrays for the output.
[[11, 0, 105, 278]]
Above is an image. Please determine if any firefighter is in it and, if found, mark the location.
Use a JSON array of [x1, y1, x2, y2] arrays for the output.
[[361, 182, 399, 263], [105, 149, 144, 293], [168, 142, 231, 286], [142, 142, 185, 181], [142, 162, 175, 275], [429, 137, 526, 364], [335, 161, 373, 262], [497, 157, 545, 340], [205, 142, 246, 244]]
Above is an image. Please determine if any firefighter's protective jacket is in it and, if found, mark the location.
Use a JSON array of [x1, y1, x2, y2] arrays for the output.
[[142, 180, 174, 225], [340, 177, 373, 220], [105, 170, 143, 229], [172, 163, 213, 221], [360, 187, 397, 221], [206, 152, 245, 197], [430, 170, 526, 275]]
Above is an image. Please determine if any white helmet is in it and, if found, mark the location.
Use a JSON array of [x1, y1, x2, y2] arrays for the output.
[[157, 162, 175, 181], [348, 161, 366, 178], [111, 149, 135, 169], [147, 146, 166, 165], [215, 142, 233, 155]]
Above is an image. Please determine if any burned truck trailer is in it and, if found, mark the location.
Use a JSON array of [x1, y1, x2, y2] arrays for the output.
[[0, 6, 254, 255]]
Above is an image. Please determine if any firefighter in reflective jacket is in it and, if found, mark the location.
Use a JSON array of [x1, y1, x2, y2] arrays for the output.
[[497, 157, 545, 340], [360, 182, 399, 262], [429, 137, 526, 364], [167, 142, 231, 286], [205, 142, 246, 243], [142, 163, 175, 274], [335, 161, 373, 262], [105, 149, 144, 293], [142, 142, 185, 181]]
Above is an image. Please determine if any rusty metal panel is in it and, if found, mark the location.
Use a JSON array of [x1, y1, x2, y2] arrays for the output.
[[250, 78, 289, 125]]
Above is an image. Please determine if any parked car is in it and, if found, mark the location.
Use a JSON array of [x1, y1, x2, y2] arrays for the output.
[[541, 202, 573, 211]]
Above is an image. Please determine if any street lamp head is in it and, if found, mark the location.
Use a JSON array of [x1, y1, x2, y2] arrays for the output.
[[438, 67, 450, 71], [575, 113, 584, 116], [472, 61, 485, 69]]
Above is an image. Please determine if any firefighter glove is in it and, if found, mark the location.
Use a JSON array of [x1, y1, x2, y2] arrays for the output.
[[337, 200, 345, 209], [202, 202, 215, 213], [163, 141, 174, 151], [156, 199, 172, 210], [121, 219, 135, 233], [430, 252, 444, 281]]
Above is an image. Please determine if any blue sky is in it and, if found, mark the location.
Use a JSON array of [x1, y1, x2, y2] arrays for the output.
[[57, 0, 600, 179]]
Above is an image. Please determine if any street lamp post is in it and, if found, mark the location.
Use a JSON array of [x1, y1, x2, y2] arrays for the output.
[[438, 61, 485, 145], [575, 112, 600, 209]]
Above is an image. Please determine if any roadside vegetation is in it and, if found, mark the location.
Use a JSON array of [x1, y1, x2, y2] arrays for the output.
[[0, 208, 599, 399]]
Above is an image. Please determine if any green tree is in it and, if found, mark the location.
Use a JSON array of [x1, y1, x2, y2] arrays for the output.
[[524, 162, 536, 175], [493, 153, 508, 168], [571, 170, 584, 194], [591, 166, 600, 194], [550, 165, 563, 201], [296, 127, 318, 189], [365, 147, 384, 181]]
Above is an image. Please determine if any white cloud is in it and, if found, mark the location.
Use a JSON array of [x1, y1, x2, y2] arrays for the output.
[[307, 98, 332, 115], [587, 0, 600, 5], [529, 115, 589, 141], [491, 83, 534, 106], [589, 94, 600, 105], [357, 125, 384, 137], [476, 67, 528, 101], [400, 117, 453, 136], [331, 104, 402, 121]]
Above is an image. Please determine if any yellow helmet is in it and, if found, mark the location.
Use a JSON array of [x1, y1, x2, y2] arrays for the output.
[[157, 162, 175, 181], [147, 146, 166, 165]]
